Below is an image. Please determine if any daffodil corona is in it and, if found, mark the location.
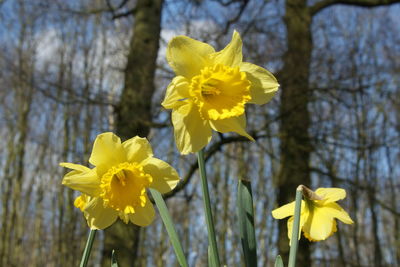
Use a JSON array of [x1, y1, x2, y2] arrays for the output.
[[272, 188, 354, 242], [162, 31, 279, 154], [60, 132, 180, 229]]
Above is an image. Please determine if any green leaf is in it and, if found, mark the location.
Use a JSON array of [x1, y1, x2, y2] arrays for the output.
[[275, 255, 284, 267], [237, 178, 257, 267], [111, 250, 118, 267], [208, 245, 217, 267], [150, 188, 189, 267]]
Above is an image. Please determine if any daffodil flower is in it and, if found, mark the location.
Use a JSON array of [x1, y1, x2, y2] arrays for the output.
[[272, 188, 354, 242], [162, 31, 279, 154], [60, 132, 180, 229]]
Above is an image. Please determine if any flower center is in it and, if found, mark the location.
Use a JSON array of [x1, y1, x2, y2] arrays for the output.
[[189, 64, 251, 120], [100, 162, 153, 214], [200, 78, 221, 97]]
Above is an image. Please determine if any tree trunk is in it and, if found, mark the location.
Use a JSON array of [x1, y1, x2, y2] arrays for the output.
[[115, 0, 163, 139], [101, 0, 163, 266], [277, 0, 312, 265]]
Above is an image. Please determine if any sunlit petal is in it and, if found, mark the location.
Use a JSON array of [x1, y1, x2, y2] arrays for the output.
[[272, 200, 306, 219], [211, 30, 242, 67], [84, 198, 118, 230], [142, 157, 180, 194], [128, 196, 156, 226], [89, 132, 126, 168], [315, 188, 346, 204], [60, 163, 101, 196], [273, 201, 294, 219], [240, 62, 279, 105], [209, 114, 254, 141], [167, 36, 215, 79], [172, 102, 212, 154], [60, 162, 90, 172], [323, 202, 354, 224], [302, 206, 335, 241], [122, 136, 153, 164], [162, 76, 190, 109]]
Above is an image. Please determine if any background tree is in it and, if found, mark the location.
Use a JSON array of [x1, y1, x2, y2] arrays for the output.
[[101, 0, 164, 266]]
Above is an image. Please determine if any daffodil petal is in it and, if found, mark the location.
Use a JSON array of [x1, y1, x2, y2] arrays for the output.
[[128, 196, 155, 226], [273, 200, 306, 217], [315, 188, 346, 203], [211, 30, 242, 67], [323, 202, 354, 224], [240, 62, 279, 105], [84, 198, 118, 229], [167, 36, 215, 79], [61, 164, 101, 196], [60, 162, 90, 172], [89, 132, 126, 168], [209, 114, 254, 141], [302, 206, 335, 241], [272, 201, 295, 219], [303, 220, 337, 242], [172, 102, 212, 154], [122, 136, 153, 164], [142, 157, 180, 194], [162, 76, 190, 109]]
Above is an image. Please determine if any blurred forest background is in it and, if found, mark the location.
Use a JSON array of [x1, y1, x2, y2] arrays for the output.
[[0, 0, 399, 266]]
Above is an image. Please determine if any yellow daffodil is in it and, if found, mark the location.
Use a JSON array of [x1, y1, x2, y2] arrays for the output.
[[272, 187, 354, 242], [162, 31, 279, 154], [60, 132, 180, 229]]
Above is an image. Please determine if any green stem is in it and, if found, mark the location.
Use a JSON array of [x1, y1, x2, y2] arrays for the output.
[[150, 188, 189, 267], [197, 149, 221, 267], [288, 187, 303, 267], [80, 229, 97, 267]]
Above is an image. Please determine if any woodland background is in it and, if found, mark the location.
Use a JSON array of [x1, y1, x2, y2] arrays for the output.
[[0, 0, 399, 266]]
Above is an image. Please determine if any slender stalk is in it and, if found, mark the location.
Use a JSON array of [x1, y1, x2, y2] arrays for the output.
[[288, 187, 303, 267], [149, 188, 189, 267], [80, 229, 97, 267], [197, 149, 221, 267]]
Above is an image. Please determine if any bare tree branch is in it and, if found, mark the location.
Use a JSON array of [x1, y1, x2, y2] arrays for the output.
[[310, 0, 400, 16], [112, 7, 137, 19], [164, 133, 267, 199]]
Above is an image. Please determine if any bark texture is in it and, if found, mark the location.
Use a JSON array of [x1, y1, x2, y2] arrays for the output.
[[115, 0, 163, 139]]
